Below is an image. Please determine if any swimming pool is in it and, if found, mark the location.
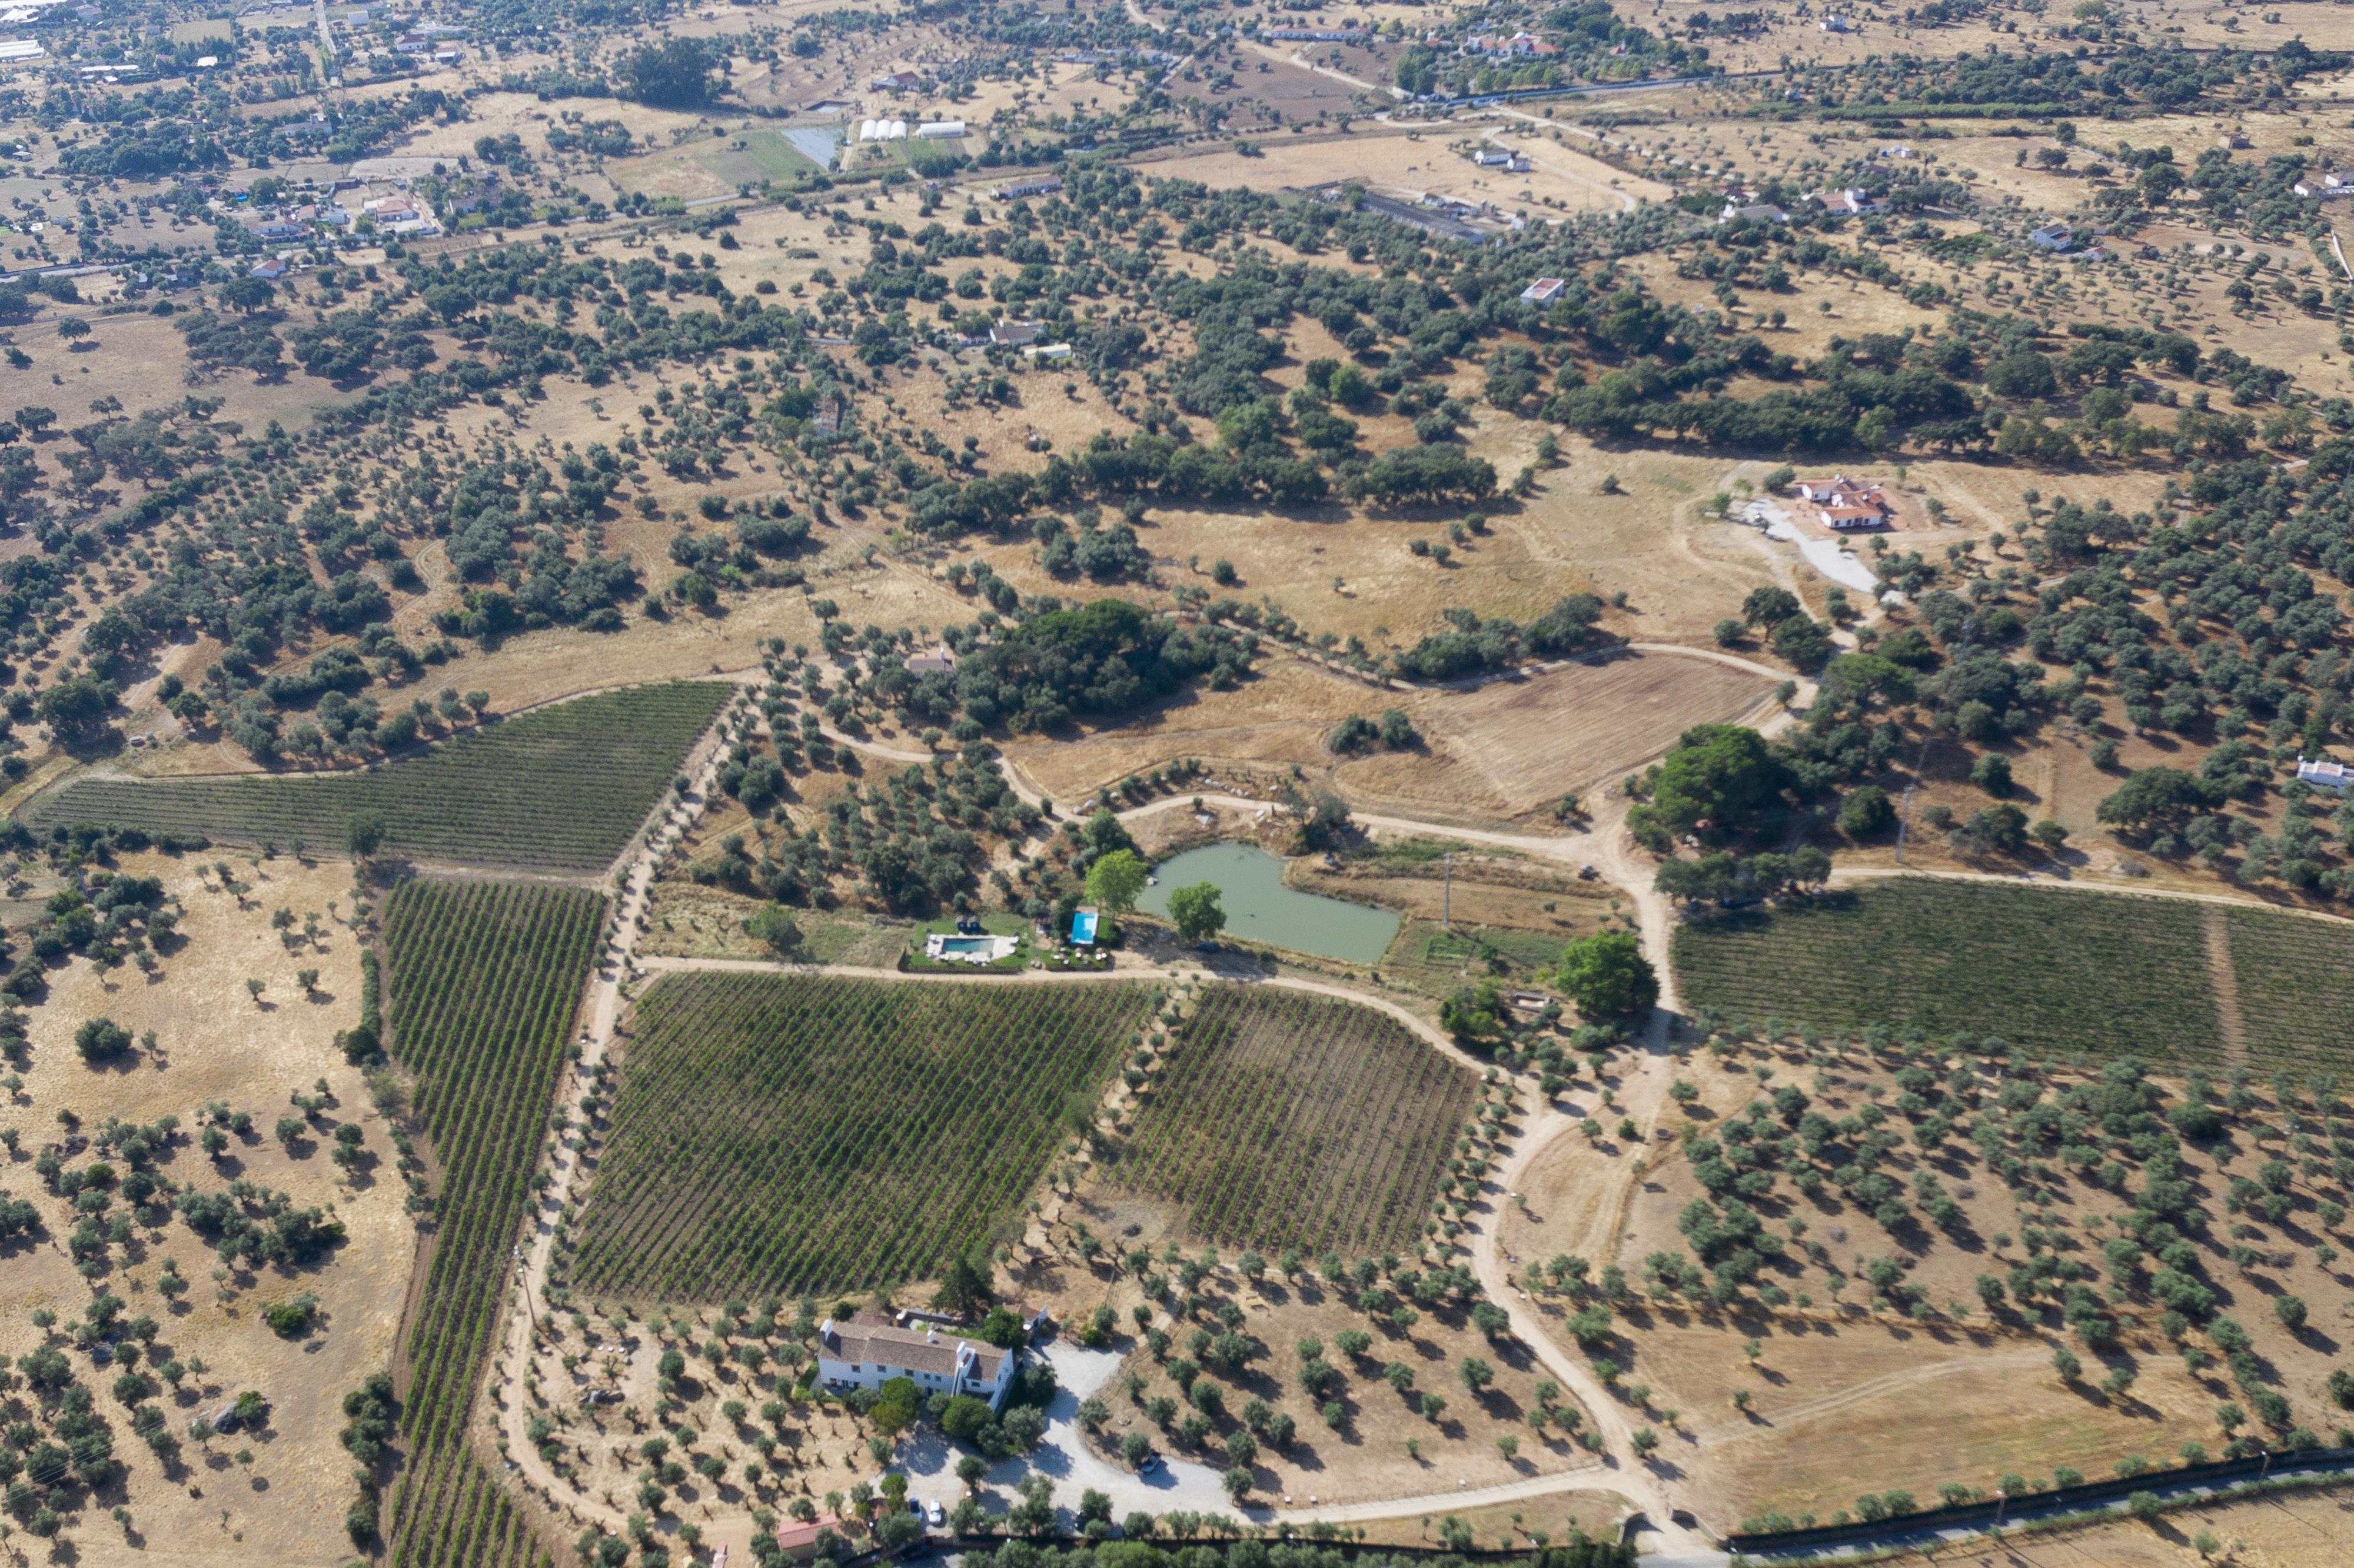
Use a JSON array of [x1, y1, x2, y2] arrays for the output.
[[923, 931, 1019, 963]]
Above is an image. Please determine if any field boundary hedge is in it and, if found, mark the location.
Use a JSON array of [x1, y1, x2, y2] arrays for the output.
[[1725, 1446, 2354, 1555]]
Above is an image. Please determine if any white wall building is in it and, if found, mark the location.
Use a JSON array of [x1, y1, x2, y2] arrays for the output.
[[816, 1315, 1015, 1410], [2298, 755, 2352, 793]]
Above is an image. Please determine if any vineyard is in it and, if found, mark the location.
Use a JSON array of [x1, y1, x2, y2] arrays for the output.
[[1109, 986, 1475, 1257], [2224, 905, 2354, 1073], [24, 681, 729, 874], [1673, 879, 2218, 1060], [381, 879, 606, 1568], [571, 974, 1150, 1302]]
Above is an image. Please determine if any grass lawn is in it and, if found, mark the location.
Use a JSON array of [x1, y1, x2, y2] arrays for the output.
[[902, 909, 1033, 972], [1377, 917, 1563, 998]]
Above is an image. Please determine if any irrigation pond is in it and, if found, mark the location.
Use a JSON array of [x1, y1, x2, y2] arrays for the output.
[[1136, 843, 1399, 964]]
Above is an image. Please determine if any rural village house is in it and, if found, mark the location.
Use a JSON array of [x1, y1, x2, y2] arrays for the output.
[[816, 1313, 1015, 1410], [2298, 755, 2353, 793], [1792, 474, 1895, 532]]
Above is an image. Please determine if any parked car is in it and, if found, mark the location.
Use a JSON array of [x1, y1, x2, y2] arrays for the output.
[[925, 1500, 944, 1526], [1138, 1453, 1166, 1476]]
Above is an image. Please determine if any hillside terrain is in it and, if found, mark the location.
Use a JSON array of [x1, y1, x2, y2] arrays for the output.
[[9, 0, 2354, 1563]]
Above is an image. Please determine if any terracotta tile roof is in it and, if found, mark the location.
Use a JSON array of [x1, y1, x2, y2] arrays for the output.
[[819, 1316, 1005, 1380]]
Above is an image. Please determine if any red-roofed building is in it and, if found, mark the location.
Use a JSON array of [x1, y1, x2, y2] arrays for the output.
[[1792, 474, 1894, 531], [774, 1512, 866, 1561]]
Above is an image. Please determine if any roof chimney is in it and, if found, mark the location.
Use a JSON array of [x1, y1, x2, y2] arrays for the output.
[[926, 1327, 938, 1343]]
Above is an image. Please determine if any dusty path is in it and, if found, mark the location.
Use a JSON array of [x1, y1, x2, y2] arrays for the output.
[[486, 681, 750, 1541], [2202, 904, 2251, 1065], [634, 953, 1492, 1072]]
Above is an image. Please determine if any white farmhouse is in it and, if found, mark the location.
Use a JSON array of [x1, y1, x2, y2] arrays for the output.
[[2298, 755, 2353, 793], [816, 1314, 1015, 1410]]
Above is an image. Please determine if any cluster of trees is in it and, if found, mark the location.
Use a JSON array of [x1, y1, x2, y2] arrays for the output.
[[935, 598, 1258, 734], [1330, 709, 1417, 755], [696, 678, 1043, 914], [616, 38, 727, 109], [1389, 597, 1608, 681], [1393, 0, 1702, 97], [1800, 41, 2258, 116], [1627, 724, 1794, 849], [1696, 1037, 2351, 1449], [1548, 297, 2222, 460], [1655, 847, 1834, 906], [2, 854, 175, 998]]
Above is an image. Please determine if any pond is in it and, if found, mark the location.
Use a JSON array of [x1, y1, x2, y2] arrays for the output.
[[1136, 842, 1400, 964]]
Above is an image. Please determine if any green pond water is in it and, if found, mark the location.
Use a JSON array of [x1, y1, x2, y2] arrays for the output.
[[1136, 843, 1401, 964]]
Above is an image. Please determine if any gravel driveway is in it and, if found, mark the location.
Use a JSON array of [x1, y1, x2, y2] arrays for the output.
[[892, 1341, 1236, 1526]]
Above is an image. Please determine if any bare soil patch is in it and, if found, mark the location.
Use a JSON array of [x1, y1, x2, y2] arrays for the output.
[[1000, 647, 1773, 827], [1416, 652, 1778, 811]]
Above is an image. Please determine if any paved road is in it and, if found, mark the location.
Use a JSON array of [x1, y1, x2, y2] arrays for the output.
[[312, 0, 338, 83]]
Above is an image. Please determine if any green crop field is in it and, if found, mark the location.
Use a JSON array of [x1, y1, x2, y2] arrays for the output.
[[380, 879, 605, 1568], [571, 974, 1151, 1302], [1110, 986, 1476, 1256], [1673, 878, 2219, 1060], [23, 680, 728, 873], [2224, 905, 2354, 1073]]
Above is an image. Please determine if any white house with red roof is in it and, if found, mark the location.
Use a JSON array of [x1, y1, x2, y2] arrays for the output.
[[1792, 474, 1894, 531]]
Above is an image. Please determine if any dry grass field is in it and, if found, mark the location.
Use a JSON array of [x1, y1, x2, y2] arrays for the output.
[[1884, 1475, 2354, 1566], [1095, 1280, 1603, 1508], [1348, 1490, 1635, 1552], [1507, 1031, 2354, 1529], [0, 851, 409, 1567], [996, 648, 1776, 824], [1136, 124, 1665, 219], [1411, 652, 1779, 813]]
